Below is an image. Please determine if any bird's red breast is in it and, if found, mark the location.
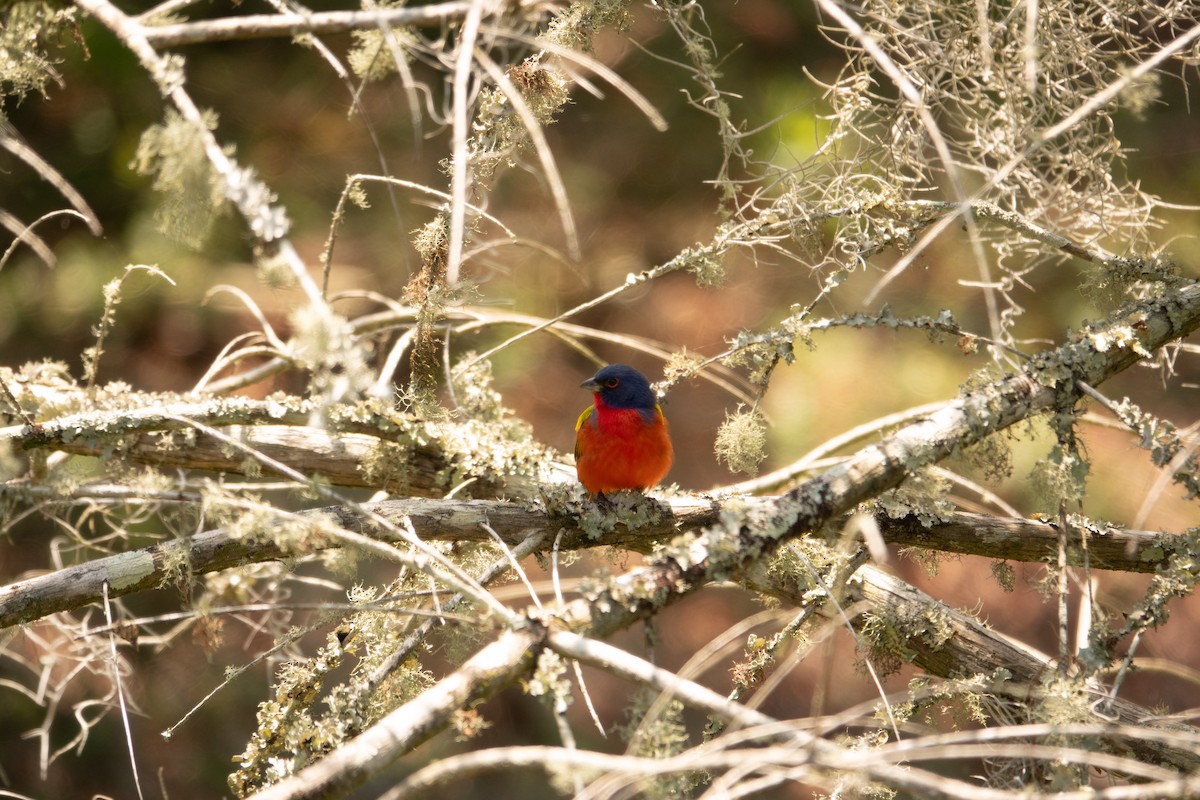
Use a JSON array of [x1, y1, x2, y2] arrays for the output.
[[574, 394, 673, 494]]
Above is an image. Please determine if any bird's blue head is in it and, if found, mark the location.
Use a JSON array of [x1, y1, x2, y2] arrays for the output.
[[581, 364, 658, 411]]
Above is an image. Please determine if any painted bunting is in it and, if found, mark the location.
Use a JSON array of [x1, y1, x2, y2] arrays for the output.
[[574, 364, 674, 495]]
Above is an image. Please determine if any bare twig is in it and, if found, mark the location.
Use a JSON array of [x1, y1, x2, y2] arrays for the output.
[[138, 2, 478, 48]]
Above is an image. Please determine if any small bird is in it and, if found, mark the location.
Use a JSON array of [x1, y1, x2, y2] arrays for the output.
[[574, 364, 674, 495]]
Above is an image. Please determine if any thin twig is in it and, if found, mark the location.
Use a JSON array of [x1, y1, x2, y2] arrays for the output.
[[139, 1, 478, 47], [101, 581, 145, 800]]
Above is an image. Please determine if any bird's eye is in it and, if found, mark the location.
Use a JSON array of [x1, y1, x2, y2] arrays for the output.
[[604, 378, 620, 388]]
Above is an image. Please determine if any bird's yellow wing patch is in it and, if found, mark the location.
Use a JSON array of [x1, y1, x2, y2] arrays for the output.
[[573, 405, 595, 462]]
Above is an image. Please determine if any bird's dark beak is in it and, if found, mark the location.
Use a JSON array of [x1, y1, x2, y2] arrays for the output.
[[580, 377, 601, 392]]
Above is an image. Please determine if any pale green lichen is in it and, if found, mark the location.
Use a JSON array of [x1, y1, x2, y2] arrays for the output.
[[0, 2, 76, 103], [131, 109, 227, 248], [889, 675, 996, 732], [897, 546, 942, 578], [0, 439, 21, 481], [616, 689, 704, 800], [228, 581, 438, 796], [714, 407, 767, 475], [1029, 436, 1089, 512], [721, 329, 797, 385], [523, 649, 571, 703], [288, 306, 374, 409], [544, 0, 632, 52], [679, 244, 726, 287], [346, 26, 415, 82], [337, 393, 564, 500], [506, 56, 571, 125], [956, 428, 1015, 484], [1030, 673, 1095, 790], [858, 600, 955, 678], [662, 349, 705, 384], [1087, 320, 1153, 358], [1105, 397, 1200, 498], [990, 560, 1015, 592], [876, 467, 955, 528], [764, 537, 841, 594], [449, 356, 508, 423], [228, 629, 348, 796], [1109, 535, 1200, 660]]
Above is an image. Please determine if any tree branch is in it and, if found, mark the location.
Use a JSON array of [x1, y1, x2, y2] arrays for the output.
[[0, 391, 570, 497], [3, 495, 1188, 630], [139, 2, 478, 48], [7, 282, 1198, 798]]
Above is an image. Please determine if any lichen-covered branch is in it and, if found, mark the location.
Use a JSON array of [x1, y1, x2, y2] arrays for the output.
[[4, 494, 1192, 631], [750, 563, 1200, 773], [229, 281, 1200, 797], [0, 387, 568, 498]]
